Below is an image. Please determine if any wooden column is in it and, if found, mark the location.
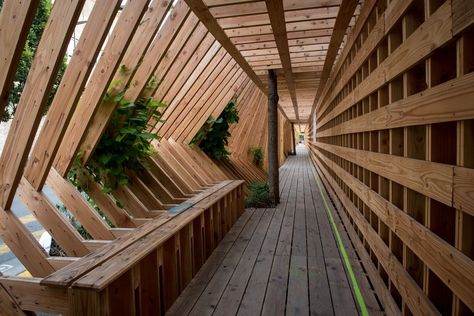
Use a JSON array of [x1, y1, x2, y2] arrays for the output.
[[267, 69, 279, 205]]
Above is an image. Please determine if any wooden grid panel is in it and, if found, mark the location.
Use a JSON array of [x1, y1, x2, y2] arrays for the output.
[[308, 0, 474, 315]]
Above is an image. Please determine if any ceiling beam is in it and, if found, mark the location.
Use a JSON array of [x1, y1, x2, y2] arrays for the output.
[[265, 0, 299, 120], [309, 0, 359, 120], [184, 0, 293, 120]]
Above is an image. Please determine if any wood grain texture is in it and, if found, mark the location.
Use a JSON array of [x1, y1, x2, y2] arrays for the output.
[[0, 0, 39, 120], [23, 0, 122, 190], [0, 0, 85, 209], [315, 142, 453, 206]]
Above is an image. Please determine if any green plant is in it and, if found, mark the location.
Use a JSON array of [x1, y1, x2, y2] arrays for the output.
[[191, 99, 239, 160], [0, 0, 67, 121], [245, 182, 274, 208], [69, 93, 166, 195], [248, 146, 264, 167], [56, 204, 92, 240]]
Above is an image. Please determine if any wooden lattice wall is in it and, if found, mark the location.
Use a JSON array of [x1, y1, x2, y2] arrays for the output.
[[0, 0, 290, 282], [308, 0, 474, 315]]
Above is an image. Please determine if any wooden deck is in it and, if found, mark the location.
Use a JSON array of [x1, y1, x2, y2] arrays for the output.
[[167, 145, 383, 315]]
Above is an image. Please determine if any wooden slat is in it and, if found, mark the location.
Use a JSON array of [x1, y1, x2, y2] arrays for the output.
[[0, 0, 85, 209], [265, 0, 299, 120], [0, 0, 39, 119], [311, 0, 359, 114], [17, 177, 89, 257], [41, 181, 237, 287], [318, 73, 474, 138], [53, 0, 151, 176], [315, 141, 453, 206], [0, 209, 55, 277], [46, 169, 115, 241], [314, 147, 474, 311], [452, 0, 474, 35], [0, 284, 25, 316], [184, 0, 266, 93], [23, 0, 122, 190], [0, 277, 68, 314]]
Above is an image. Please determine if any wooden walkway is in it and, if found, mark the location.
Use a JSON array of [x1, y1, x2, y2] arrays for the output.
[[167, 145, 383, 315]]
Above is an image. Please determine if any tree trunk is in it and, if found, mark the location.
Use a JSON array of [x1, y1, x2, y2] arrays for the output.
[[291, 122, 296, 154], [267, 69, 279, 205]]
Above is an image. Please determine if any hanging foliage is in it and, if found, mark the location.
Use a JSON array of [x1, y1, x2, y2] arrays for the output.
[[191, 99, 239, 160], [69, 93, 166, 196]]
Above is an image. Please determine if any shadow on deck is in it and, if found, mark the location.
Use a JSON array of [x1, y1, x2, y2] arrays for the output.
[[167, 145, 384, 315]]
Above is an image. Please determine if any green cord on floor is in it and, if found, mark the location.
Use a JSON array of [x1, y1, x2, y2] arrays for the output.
[[313, 169, 369, 316]]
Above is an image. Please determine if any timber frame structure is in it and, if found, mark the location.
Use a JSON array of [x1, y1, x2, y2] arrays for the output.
[[0, 0, 473, 315]]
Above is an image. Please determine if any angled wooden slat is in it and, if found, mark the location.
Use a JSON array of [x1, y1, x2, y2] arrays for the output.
[[0, 209, 55, 277], [70, 0, 172, 170], [162, 40, 222, 107], [23, 0, 122, 191], [0, 0, 86, 210], [155, 54, 235, 137], [0, 0, 39, 119], [156, 33, 216, 103], [184, 0, 266, 92], [46, 169, 115, 241], [177, 67, 245, 141], [178, 68, 247, 142], [53, 0, 152, 176], [153, 24, 212, 102], [150, 46, 228, 133], [17, 178, 89, 257]]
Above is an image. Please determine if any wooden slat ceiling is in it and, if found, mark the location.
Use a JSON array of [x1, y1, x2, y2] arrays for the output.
[[200, 0, 361, 122]]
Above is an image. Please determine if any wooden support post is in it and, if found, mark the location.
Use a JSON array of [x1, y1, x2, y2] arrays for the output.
[[291, 122, 297, 154], [267, 69, 280, 205]]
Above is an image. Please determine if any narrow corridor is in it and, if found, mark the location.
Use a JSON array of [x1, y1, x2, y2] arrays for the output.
[[168, 145, 382, 315]]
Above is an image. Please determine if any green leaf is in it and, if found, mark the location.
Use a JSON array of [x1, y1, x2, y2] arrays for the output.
[[147, 100, 167, 108]]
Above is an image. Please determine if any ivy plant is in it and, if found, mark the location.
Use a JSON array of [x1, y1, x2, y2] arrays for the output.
[[191, 99, 239, 160], [69, 92, 166, 197], [248, 146, 264, 168]]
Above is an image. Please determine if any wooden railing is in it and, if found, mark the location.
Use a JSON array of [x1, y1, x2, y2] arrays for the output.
[[0, 180, 244, 315]]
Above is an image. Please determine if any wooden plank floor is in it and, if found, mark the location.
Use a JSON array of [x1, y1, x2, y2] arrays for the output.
[[167, 145, 384, 315]]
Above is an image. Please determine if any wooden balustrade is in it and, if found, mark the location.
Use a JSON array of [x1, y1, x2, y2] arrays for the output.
[[0, 181, 244, 315]]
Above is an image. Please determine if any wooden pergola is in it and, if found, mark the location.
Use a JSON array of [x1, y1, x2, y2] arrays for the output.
[[0, 0, 473, 315]]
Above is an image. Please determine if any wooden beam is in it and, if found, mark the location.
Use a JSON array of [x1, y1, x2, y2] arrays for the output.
[[265, 0, 299, 120], [0, 0, 39, 119], [53, 0, 152, 177], [183, 0, 266, 92], [0, 0, 85, 210], [0, 277, 68, 315], [310, 0, 359, 119], [77, 0, 173, 165], [23, 0, 122, 191]]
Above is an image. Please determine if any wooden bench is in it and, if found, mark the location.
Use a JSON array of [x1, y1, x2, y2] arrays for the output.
[[0, 180, 244, 315]]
